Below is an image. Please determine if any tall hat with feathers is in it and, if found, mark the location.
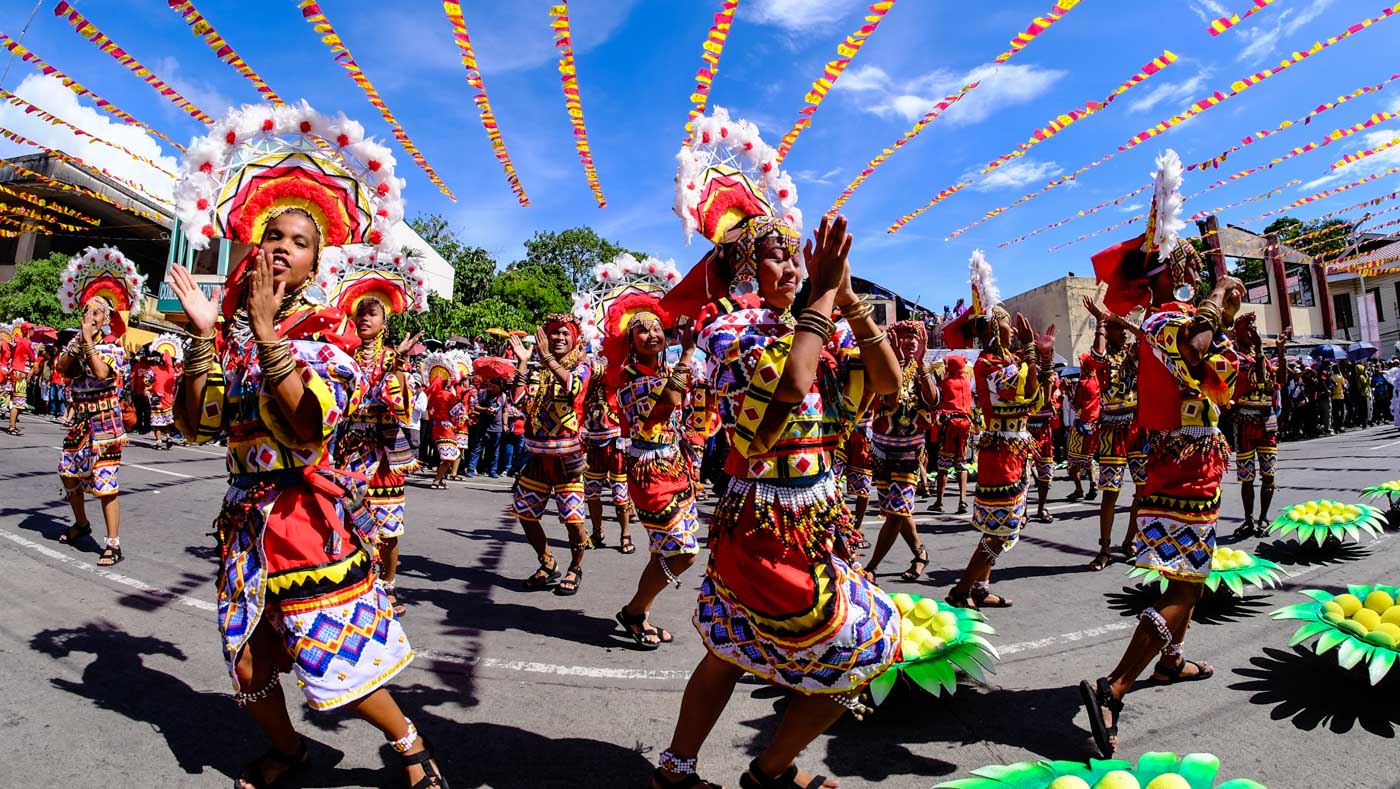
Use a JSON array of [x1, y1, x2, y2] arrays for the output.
[[320, 245, 429, 317], [447, 349, 474, 383], [421, 351, 458, 389], [942, 250, 1003, 350], [1092, 148, 1200, 314], [662, 106, 803, 319], [0, 320, 15, 345], [174, 102, 406, 319], [59, 246, 146, 339], [148, 332, 185, 364], [573, 253, 681, 387]]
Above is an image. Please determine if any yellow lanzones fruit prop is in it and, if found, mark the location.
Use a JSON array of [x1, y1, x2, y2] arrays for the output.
[[1365, 590, 1395, 613], [892, 593, 915, 615], [1381, 606, 1400, 627], [1144, 775, 1192, 789], [1352, 608, 1381, 631], [1334, 593, 1363, 617], [1094, 771, 1141, 789], [1047, 777, 1091, 789]]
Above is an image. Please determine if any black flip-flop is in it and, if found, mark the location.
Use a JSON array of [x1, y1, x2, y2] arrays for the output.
[[1079, 678, 1120, 759]]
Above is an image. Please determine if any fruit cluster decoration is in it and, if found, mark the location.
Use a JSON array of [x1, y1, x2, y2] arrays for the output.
[[1128, 547, 1285, 596], [1267, 499, 1385, 546], [1272, 584, 1400, 685], [868, 592, 998, 705], [1361, 480, 1400, 509], [933, 751, 1265, 789]]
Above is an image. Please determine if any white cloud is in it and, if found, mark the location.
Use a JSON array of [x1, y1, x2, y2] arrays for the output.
[[1284, 0, 1335, 35], [1188, 0, 1230, 24], [1296, 130, 1400, 190], [745, 0, 860, 31], [835, 62, 1066, 128], [1126, 70, 1213, 114], [1119, 202, 1145, 213], [153, 56, 232, 122], [965, 158, 1063, 192], [0, 74, 176, 201], [794, 167, 841, 185], [1235, 23, 1284, 64]]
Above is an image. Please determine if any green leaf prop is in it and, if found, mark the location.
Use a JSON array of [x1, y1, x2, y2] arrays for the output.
[[1271, 583, 1400, 685], [932, 751, 1267, 788], [1126, 550, 1286, 595], [869, 593, 998, 704], [1267, 500, 1385, 547]]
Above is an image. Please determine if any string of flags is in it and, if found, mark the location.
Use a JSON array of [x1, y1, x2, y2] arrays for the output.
[[442, 2, 530, 206], [165, 0, 286, 105], [682, 0, 739, 143], [551, 2, 607, 207]]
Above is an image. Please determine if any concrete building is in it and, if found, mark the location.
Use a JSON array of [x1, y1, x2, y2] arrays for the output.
[[851, 275, 939, 327], [1327, 232, 1400, 353], [1001, 275, 1102, 362]]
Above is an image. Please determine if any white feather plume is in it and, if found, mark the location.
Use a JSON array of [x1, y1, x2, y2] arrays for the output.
[[1148, 148, 1186, 260], [968, 249, 1000, 318]]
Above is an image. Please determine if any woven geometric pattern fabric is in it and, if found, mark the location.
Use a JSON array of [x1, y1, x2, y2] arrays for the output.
[[876, 477, 917, 517], [59, 426, 124, 495], [694, 560, 897, 694], [1133, 507, 1216, 583], [1235, 454, 1259, 483], [435, 442, 460, 461], [1097, 461, 1126, 492], [513, 469, 587, 525], [281, 580, 414, 710], [973, 478, 1029, 537], [367, 499, 405, 539], [1258, 448, 1277, 477], [1032, 458, 1055, 484], [640, 494, 700, 558]]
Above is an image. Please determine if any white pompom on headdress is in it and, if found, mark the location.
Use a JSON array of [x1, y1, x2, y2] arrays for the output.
[[1143, 148, 1186, 264], [968, 249, 1001, 320]]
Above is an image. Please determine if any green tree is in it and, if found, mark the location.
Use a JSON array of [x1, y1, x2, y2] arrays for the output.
[[459, 297, 533, 337], [1266, 215, 1353, 261], [491, 261, 572, 319], [408, 213, 498, 303], [522, 227, 644, 290], [0, 252, 79, 329]]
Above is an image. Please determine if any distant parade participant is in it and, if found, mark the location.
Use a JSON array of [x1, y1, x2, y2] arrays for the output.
[[1081, 150, 1243, 759], [54, 247, 141, 567], [1230, 313, 1286, 539], [945, 251, 1055, 610], [1065, 356, 1099, 502], [451, 353, 476, 478], [7, 320, 35, 434], [836, 407, 875, 543], [424, 353, 462, 490], [864, 319, 938, 582], [0, 321, 14, 424], [507, 315, 592, 595], [1027, 365, 1061, 523], [144, 336, 183, 451], [932, 353, 973, 514], [167, 105, 443, 788], [651, 108, 900, 789], [1082, 296, 1148, 569], [581, 354, 634, 552], [326, 248, 428, 617]]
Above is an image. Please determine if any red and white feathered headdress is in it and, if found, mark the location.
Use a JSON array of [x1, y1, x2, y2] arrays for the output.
[[573, 252, 680, 387], [1092, 148, 1189, 314], [421, 351, 458, 388], [320, 244, 429, 316], [942, 250, 1003, 350], [148, 332, 185, 364], [59, 246, 145, 340]]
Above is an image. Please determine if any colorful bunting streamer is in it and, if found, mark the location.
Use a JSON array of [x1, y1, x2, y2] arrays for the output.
[[1241, 186, 1400, 226], [886, 183, 968, 234], [981, 51, 1177, 174], [0, 182, 99, 225], [1208, 0, 1282, 36], [442, 2, 529, 206], [830, 0, 1078, 216], [550, 2, 607, 207], [826, 84, 976, 217], [0, 214, 60, 235], [997, 184, 1150, 248], [166, 0, 285, 105], [0, 34, 182, 150], [1254, 167, 1400, 220], [1047, 212, 1145, 252], [1049, 180, 1299, 252], [0, 89, 177, 178], [996, 0, 1082, 62], [0, 126, 173, 206], [1187, 179, 1301, 221], [8, 165, 166, 223], [946, 8, 1400, 240], [1328, 249, 1400, 274], [1333, 135, 1400, 170], [1125, 4, 1400, 153], [1189, 111, 1398, 197], [0, 204, 90, 233], [683, 0, 740, 142], [775, 1, 895, 163], [296, 1, 456, 201], [52, 1, 214, 124]]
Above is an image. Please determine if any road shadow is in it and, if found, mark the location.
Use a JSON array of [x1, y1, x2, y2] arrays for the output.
[[1104, 584, 1273, 625], [30, 621, 249, 780], [1229, 645, 1400, 738], [1255, 539, 1372, 567]]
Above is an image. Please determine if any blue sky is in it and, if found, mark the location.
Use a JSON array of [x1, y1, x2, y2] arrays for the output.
[[3, 0, 1399, 308]]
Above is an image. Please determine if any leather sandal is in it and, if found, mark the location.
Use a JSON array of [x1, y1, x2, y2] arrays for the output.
[[234, 738, 309, 788], [740, 758, 829, 789], [400, 742, 448, 789], [1150, 656, 1213, 685], [1079, 678, 1121, 759], [554, 565, 582, 596], [59, 522, 92, 544], [1088, 538, 1112, 571], [899, 548, 929, 582]]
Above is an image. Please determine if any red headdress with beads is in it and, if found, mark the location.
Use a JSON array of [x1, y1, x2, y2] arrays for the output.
[[1092, 149, 1191, 314]]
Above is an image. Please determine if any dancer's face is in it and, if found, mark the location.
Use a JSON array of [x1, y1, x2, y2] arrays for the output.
[[259, 211, 318, 290], [355, 299, 385, 340], [755, 235, 800, 309], [547, 324, 575, 357], [631, 320, 665, 358], [896, 331, 920, 363]]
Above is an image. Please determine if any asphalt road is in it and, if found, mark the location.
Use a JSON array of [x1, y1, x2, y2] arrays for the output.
[[2, 414, 1398, 789]]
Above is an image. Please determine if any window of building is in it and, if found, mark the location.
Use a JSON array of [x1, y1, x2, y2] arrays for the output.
[[872, 301, 889, 326], [1368, 287, 1385, 321], [1227, 256, 1269, 303], [1285, 263, 1314, 307], [1334, 293, 1354, 330]]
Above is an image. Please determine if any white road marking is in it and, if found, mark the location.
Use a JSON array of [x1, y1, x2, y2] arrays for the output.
[[999, 621, 1136, 656], [1367, 438, 1400, 451], [415, 649, 694, 682], [0, 528, 216, 612]]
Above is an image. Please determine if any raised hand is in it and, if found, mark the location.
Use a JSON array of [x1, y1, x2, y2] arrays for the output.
[[803, 214, 852, 298], [1035, 323, 1058, 356], [1217, 275, 1245, 323], [167, 264, 220, 337], [675, 316, 696, 352], [1082, 295, 1107, 323], [507, 333, 528, 362], [246, 249, 285, 342], [534, 327, 551, 358], [1014, 313, 1035, 346], [395, 331, 423, 357]]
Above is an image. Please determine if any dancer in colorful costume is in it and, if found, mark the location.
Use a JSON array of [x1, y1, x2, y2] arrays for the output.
[[166, 103, 444, 789], [836, 407, 875, 537], [53, 246, 140, 567], [1027, 367, 1060, 523], [451, 352, 476, 477], [145, 334, 184, 450], [423, 352, 461, 490], [864, 319, 938, 582], [0, 321, 16, 422], [581, 353, 634, 552], [327, 246, 428, 617], [1079, 149, 1243, 760], [1081, 296, 1147, 570], [506, 313, 592, 596], [1065, 356, 1099, 502], [650, 107, 901, 789], [6, 320, 35, 434], [945, 251, 1055, 610], [932, 353, 974, 514], [1230, 312, 1286, 539]]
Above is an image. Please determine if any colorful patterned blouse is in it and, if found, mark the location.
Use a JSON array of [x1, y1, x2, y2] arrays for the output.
[[1087, 345, 1139, 416], [1138, 306, 1239, 432], [522, 358, 592, 456], [974, 349, 1046, 435]]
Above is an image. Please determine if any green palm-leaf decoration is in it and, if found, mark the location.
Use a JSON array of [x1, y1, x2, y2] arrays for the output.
[[1127, 547, 1286, 596], [869, 593, 998, 705], [1266, 499, 1385, 546], [1271, 583, 1400, 686], [1360, 480, 1400, 509], [933, 751, 1266, 789]]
